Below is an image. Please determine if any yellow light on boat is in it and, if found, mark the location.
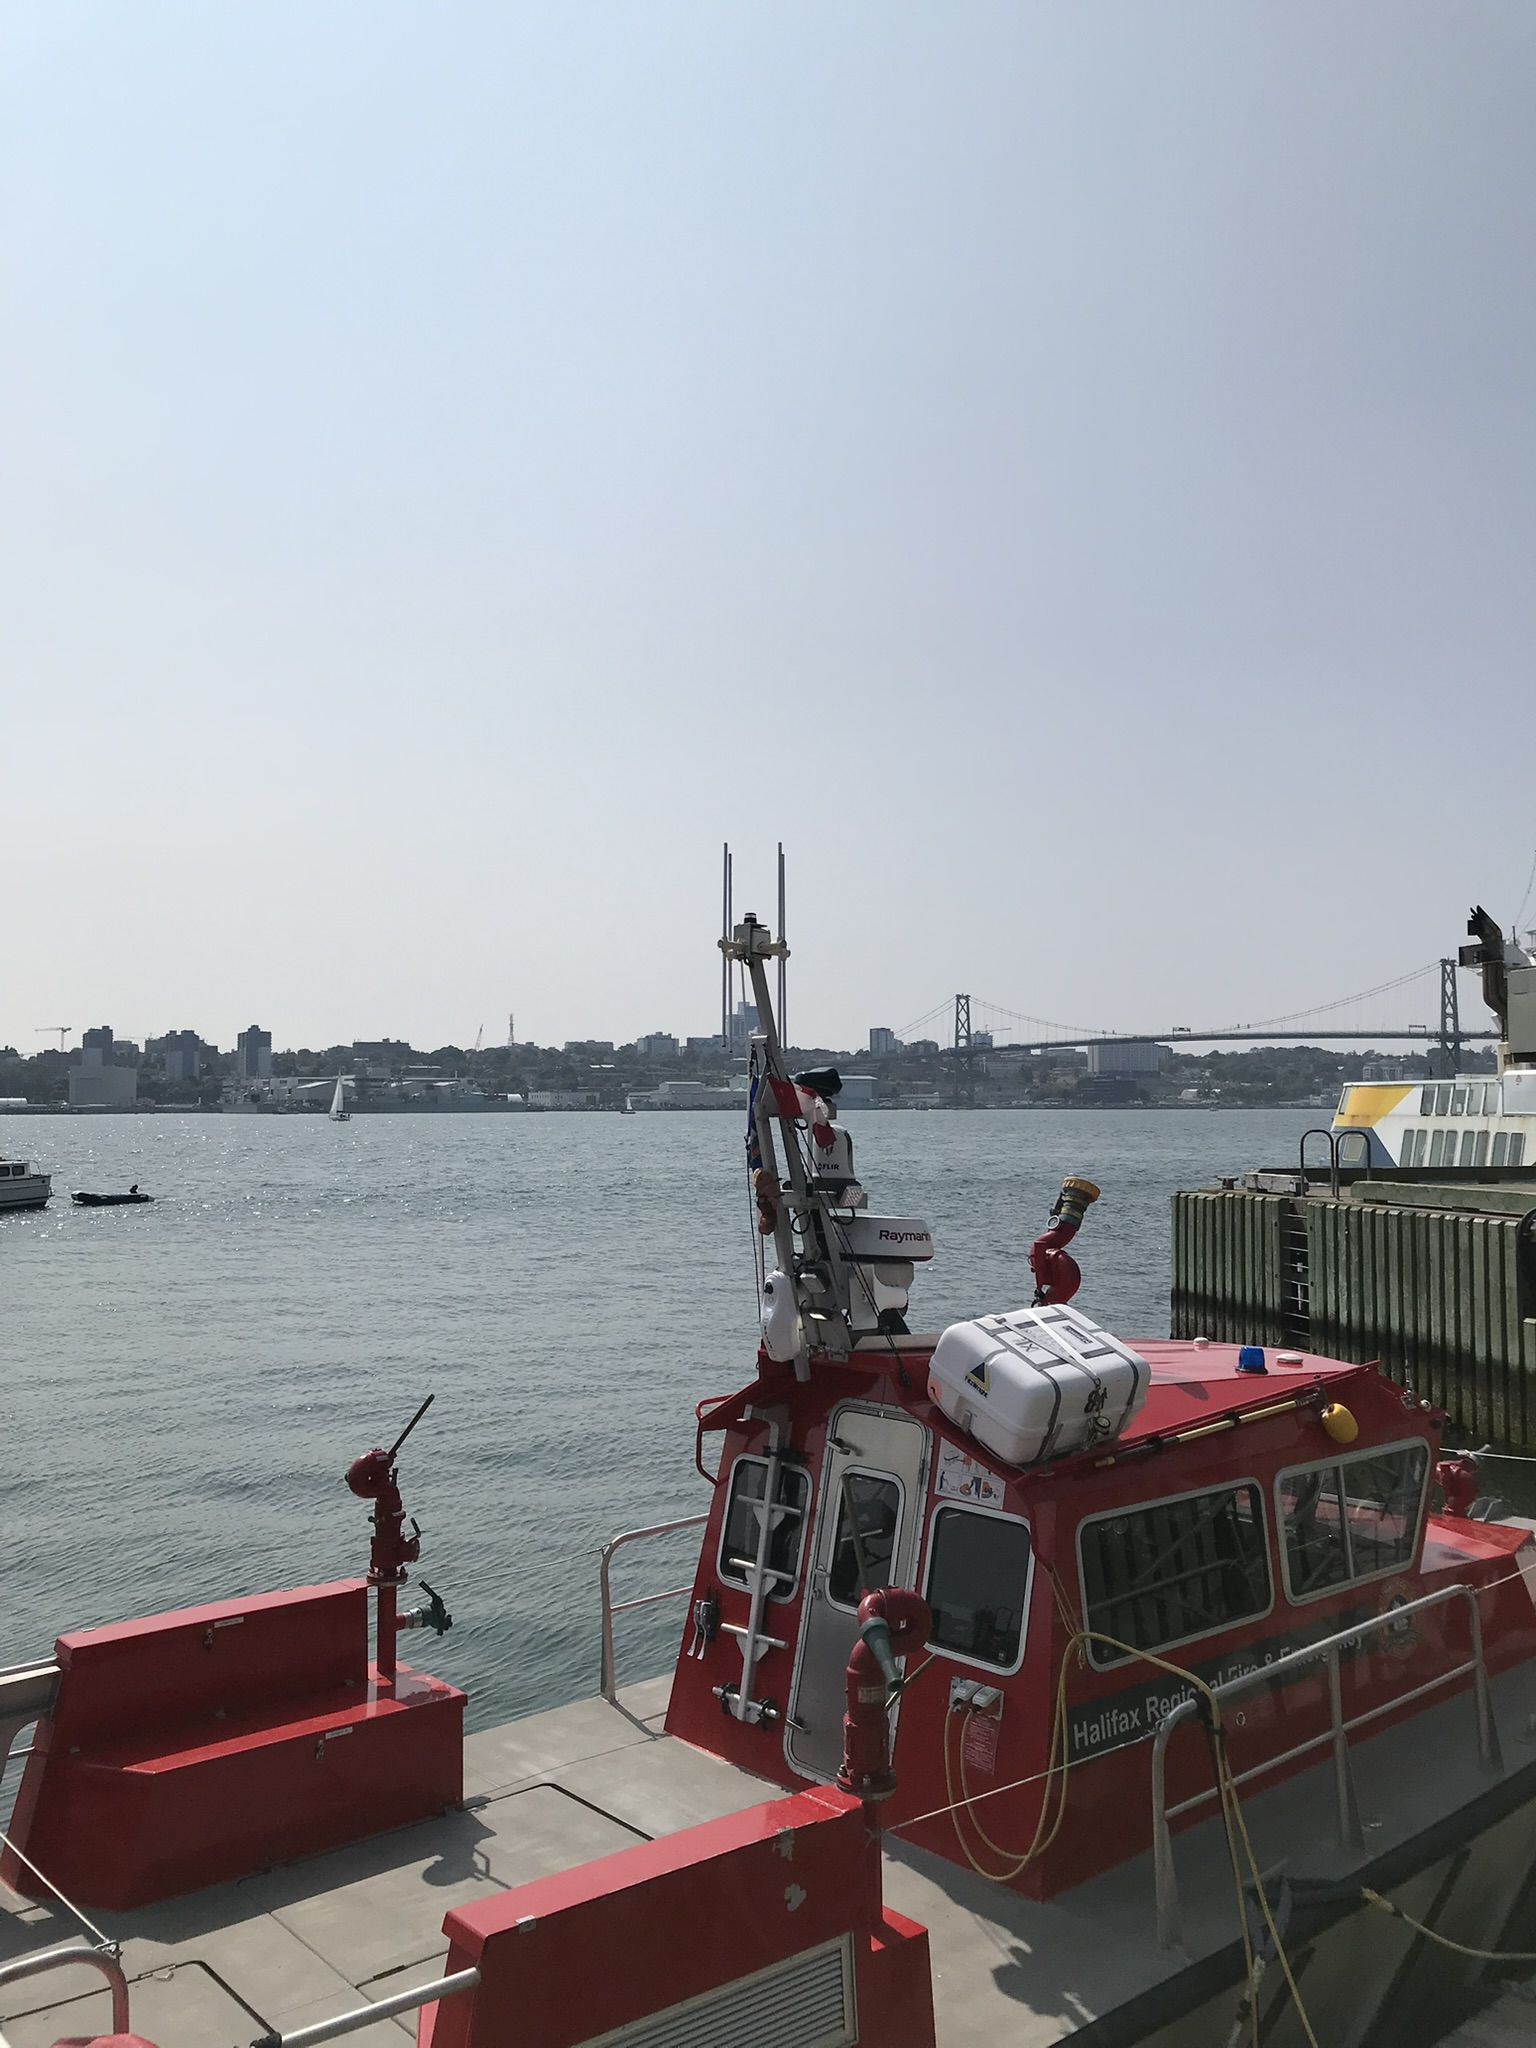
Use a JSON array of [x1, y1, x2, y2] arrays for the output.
[[1322, 1403, 1359, 1445]]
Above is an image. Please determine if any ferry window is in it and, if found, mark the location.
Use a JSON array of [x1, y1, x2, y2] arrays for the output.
[[1407, 1130, 1426, 1166], [718, 1457, 810, 1602], [1473, 1131, 1490, 1167], [1279, 1443, 1428, 1601], [1450, 1087, 1466, 1115], [827, 1471, 902, 1609], [1419, 1086, 1435, 1116], [1078, 1484, 1270, 1668], [1436, 1085, 1453, 1115], [1427, 1131, 1445, 1167], [1511, 1135, 1526, 1167], [924, 1508, 1031, 1672], [1493, 1132, 1510, 1167], [1459, 1130, 1478, 1167]]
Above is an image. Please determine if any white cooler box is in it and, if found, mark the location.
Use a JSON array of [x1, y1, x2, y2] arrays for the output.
[[926, 1303, 1151, 1468]]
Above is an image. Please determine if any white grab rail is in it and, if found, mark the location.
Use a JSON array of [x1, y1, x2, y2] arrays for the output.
[[598, 1515, 708, 1703]]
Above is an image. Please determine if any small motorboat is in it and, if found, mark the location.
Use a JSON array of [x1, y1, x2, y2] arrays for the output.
[[72, 1186, 152, 1207]]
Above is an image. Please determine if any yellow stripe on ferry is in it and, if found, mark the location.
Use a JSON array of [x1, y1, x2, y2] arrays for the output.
[[1333, 1084, 1413, 1128]]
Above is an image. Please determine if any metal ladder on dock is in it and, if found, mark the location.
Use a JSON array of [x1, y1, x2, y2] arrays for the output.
[[1278, 1197, 1312, 1349]]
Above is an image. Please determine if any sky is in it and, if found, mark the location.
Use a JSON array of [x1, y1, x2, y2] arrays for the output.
[[4, 3, 1533, 1055]]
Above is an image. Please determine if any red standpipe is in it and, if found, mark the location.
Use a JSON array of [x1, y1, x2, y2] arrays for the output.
[[837, 1587, 932, 1811], [345, 1447, 421, 1686]]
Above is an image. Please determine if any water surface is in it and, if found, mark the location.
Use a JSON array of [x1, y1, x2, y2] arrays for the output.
[[3, 1107, 1324, 1725]]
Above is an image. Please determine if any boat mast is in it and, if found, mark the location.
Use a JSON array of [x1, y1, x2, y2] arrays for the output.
[[723, 910, 855, 1375]]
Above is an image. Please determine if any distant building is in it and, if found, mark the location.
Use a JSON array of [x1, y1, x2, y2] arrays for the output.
[[686, 1035, 725, 1055], [633, 1079, 740, 1109], [527, 1089, 599, 1110], [1086, 1040, 1164, 1077], [637, 1032, 679, 1058], [839, 1075, 878, 1109], [1361, 1059, 1413, 1082], [906, 1039, 940, 1056], [728, 1003, 759, 1051], [156, 1030, 205, 1084], [70, 1028, 137, 1108], [236, 1027, 273, 1081], [971, 1030, 994, 1051], [869, 1028, 900, 1056], [565, 1040, 615, 1057]]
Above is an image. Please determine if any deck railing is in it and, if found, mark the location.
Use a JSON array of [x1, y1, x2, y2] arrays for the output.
[[251, 1968, 482, 2048], [598, 1515, 708, 1703], [1151, 1579, 1501, 1949], [0, 1942, 131, 2033]]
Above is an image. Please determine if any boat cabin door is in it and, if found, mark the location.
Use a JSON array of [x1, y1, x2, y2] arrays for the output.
[[784, 1404, 931, 1782]]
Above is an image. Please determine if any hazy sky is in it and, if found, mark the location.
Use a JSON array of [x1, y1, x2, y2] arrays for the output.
[[5, 3, 1533, 1054]]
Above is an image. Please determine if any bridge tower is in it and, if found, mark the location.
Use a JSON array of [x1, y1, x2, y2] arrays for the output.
[[953, 994, 975, 1108], [1436, 958, 1463, 1078]]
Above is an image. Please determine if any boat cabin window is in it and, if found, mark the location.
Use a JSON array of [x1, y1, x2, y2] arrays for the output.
[[717, 1456, 810, 1602], [1511, 1134, 1527, 1167], [1278, 1442, 1428, 1602], [1436, 1084, 1453, 1115], [827, 1471, 902, 1610], [1451, 1086, 1467, 1115], [1492, 1132, 1510, 1166], [1473, 1131, 1490, 1167], [1459, 1130, 1478, 1166], [1077, 1483, 1271, 1669], [923, 1507, 1032, 1673]]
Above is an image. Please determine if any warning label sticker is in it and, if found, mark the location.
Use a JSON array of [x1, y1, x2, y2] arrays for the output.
[[935, 1442, 1006, 1508]]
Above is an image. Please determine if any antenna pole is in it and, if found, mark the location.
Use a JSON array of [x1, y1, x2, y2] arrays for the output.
[[721, 842, 730, 1045], [777, 843, 787, 1047]]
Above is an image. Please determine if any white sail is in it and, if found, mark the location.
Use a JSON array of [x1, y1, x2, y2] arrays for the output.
[[329, 1076, 347, 1121]]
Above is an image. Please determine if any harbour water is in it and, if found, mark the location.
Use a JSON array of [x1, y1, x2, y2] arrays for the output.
[[4, 1106, 1331, 1729]]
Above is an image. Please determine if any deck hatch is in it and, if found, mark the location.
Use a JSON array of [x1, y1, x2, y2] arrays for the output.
[[576, 1934, 855, 2048]]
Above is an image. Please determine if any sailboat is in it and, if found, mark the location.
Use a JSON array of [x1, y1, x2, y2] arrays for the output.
[[328, 1075, 351, 1122]]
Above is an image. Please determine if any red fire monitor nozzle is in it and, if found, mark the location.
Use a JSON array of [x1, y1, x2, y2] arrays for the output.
[[838, 1587, 931, 1808], [346, 1394, 451, 1686]]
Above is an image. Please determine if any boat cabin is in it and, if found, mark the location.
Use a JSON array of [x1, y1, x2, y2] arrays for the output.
[[668, 1331, 1536, 1899]]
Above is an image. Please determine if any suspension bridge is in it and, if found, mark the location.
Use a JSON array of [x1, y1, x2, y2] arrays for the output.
[[892, 956, 1497, 1089]]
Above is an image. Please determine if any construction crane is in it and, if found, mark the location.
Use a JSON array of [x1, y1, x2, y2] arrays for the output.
[[473, 1024, 484, 1053], [35, 1027, 71, 1051]]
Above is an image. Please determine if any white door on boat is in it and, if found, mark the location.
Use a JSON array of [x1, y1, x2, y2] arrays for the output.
[[784, 1402, 930, 1783]]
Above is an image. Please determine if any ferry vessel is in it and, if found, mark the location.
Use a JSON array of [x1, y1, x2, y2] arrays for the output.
[[5, 912, 1536, 2048], [1333, 907, 1536, 1170]]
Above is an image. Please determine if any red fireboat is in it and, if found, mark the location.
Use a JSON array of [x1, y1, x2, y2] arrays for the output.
[[4, 910, 1536, 2048]]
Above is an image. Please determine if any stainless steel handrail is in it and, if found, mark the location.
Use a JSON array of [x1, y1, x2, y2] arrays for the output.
[[598, 1515, 708, 1703], [252, 1967, 481, 2048], [0, 1942, 130, 2034], [1151, 1580, 1500, 1950]]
